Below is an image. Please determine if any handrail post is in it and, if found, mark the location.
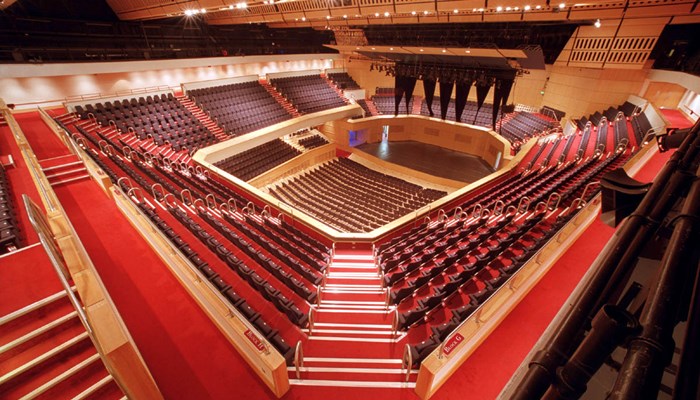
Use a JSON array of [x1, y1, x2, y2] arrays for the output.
[[402, 344, 413, 382], [180, 189, 194, 205], [205, 193, 217, 209], [294, 341, 304, 380]]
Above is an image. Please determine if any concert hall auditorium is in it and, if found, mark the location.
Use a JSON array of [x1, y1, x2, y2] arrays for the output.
[[1, 1, 699, 399]]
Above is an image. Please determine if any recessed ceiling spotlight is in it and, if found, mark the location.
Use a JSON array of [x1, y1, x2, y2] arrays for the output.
[[496, 6, 503, 11], [374, 12, 379, 17], [343, 14, 347, 18], [559, 3, 566, 8], [514, 6, 519, 10], [229, 4, 234, 9], [594, 18, 601, 28], [465, 50, 471, 53], [442, 49, 447, 53], [356, 47, 360, 50], [326, 15, 331, 19], [506, 6, 512, 10], [536, 5, 542, 9], [301, 16, 306, 21], [200, 8, 206, 13], [453, 9, 459, 13], [384, 11, 390, 17], [371, 47, 376, 50], [524, 5, 531, 10], [478, 8, 484, 11], [411, 11, 417, 15], [184, 9, 194, 16], [419, 49, 424, 52], [389, 47, 394, 50], [424, 10, 429, 15], [473, 8, 477, 12]]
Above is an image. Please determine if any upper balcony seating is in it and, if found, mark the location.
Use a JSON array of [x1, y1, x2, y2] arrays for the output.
[[188, 81, 292, 137], [214, 139, 301, 182], [327, 72, 361, 90], [269, 75, 347, 114], [498, 112, 556, 145], [74, 93, 216, 153], [0, 165, 20, 254], [354, 99, 373, 118], [631, 113, 653, 144], [372, 95, 413, 115], [419, 98, 495, 127], [269, 158, 446, 232], [297, 135, 329, 150]]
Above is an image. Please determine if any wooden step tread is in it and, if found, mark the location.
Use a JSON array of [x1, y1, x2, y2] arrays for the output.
[[72, 374, 114, 400], [18, 353, 101, 400], [0, 290, 74, 328], [0, 311, 79, 356]]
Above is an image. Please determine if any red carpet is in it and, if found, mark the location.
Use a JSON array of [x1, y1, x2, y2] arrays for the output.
[[13, 111, 72, 160], [53, 178, 280, 400], [0, 244, 60, 315], [0, 123, 42, 245], [661, 108, 694, 129]]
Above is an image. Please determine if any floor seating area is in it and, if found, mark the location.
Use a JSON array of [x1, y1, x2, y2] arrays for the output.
[[214, 139, 301, 182], [419, 98, 496, 127], [327, 72, 361, 90], [58, 115, 335, 364], [73, 93, 216, 153], [498, 112, 557, 148], [269, 75, 347, 114], [268, 158, 446, 232], [0, 164, 20, 254], [187, 81, 292, 137], [297, 134, 329, 150]]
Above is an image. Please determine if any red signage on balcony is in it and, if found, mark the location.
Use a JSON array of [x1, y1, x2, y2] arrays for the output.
[[244, 329, 265, 352], [443, 333, 464, 356]]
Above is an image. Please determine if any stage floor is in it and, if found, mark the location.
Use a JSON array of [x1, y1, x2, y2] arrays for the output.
[[356, 140, 495, 183]]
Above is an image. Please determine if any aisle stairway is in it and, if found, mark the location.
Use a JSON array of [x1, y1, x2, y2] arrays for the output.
[[175, 95, 228, 142], [290, 250, 417, 389], [0, 290, 125, 399], [259, 79, 302, 118], [39, 154, 89, 187]]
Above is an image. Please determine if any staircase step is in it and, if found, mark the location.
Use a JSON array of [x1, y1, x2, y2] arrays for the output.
[[0, 292, 75, 347], [289, 378, 415, 389], [288, 366, 417, 383], [19, 352, 101, 399], [72, 374, 114, 400], [38, 155, 81, 170], [0, 311, 79, 356], [0, 331, 90, 385], [45, 167, 87, 180], [49, 174, 91, 186]]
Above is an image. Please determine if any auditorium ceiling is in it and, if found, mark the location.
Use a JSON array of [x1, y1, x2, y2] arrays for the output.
[[104, 0, 700, 27]]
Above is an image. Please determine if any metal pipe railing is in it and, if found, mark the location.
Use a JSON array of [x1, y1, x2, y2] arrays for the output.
[[608, 163, 700, 399], [511, 121, 700, 399]]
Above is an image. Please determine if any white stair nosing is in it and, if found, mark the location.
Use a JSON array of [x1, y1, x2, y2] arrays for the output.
[[321, 289, 386, 295], [303, 357, 403, 364], [317, 304, 389, 310], [313, 322, 393, 329], [324, 284, 383, 289], [19, 353, 101, 400], [313, 308, 393, 314], [0, 289, 75, 327], [41, 160, 83, 172], [319, 300, 386, 306], [45, 167, 87, 179], [306, 328, 396, 335], [289, 379, 415, 388], [50, 175, 91, 186], [0, 331, 90, 385], [72, 375, 115, 400], [308, 336, 401, 343], [287, 366, 417, 374], [0, 311, 79, 355]]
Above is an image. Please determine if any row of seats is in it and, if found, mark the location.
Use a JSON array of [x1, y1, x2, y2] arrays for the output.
[[297, 135, 329, 150], [214, 139, 301, 182], [499, 112, 556, 146], [419, 98, 496, 128], [270, 75, 348, 114], [74, 93, 216, 153], [269, 158, 445, 232], [327, 72, 361, 90], [371, 95, 413, 115], [0, 165, 20, 254], [188, 81, 292, 137], [135, 201, 295, 364], [575, 101, 638, 131]]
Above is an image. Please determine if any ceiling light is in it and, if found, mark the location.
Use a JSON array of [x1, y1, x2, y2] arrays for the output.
[[419, 49, 424, 52], [514, 6, 519, 10], [478, 8, 484, 11], [473, 8, 477, 12], [454, 9, 459, 13], [465, 50, 471, 53], [506, 6, 512, 11], [384, 12, 390, 17], [411, 11, 417, 15], [389, 47, 394, 50], [374, 12, 379, 17], [184, 9, 194, 16], [442, 49, 447, 53], [301, 16, 306, 21], [594, 18, 601, 28], [371, 47, 376, 50], [536, 5, 542, 9], [355, 46, 360, 50], [343, 14, 347, 18], [524, 5, 531, 10], [496, 6, 503, 11], [229, 4, 234, 9], [423, 10, 429, 15], [200, 8, 206, 13], [559, 3, 566, 8], [326, 15, 331, 19]]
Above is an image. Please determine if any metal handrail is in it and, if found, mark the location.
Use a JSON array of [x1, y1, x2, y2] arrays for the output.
[[180, 189, 194, 205], [150, 183, 165, 201], [546, 192, 562, 211], [294, 341, 304, 379], [127, 187, 144, 202], [205, 194, 217, 209], [308, 308, 316, 335], [402, 344, 413, 382], [517, 196, 531, 214]]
